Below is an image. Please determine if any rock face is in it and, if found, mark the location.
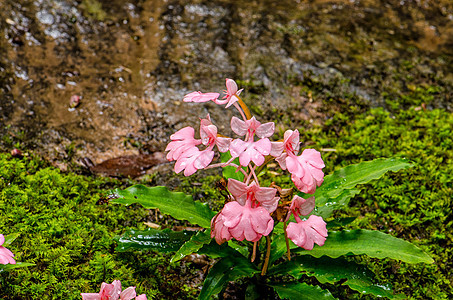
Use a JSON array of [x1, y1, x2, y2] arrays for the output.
[[0, 0, 452, 168]]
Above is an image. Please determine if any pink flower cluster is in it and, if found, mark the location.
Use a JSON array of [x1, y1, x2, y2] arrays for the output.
[[166, 79, 327, 250], [0, 234, 16, 265], [81, 280, 146, 300]]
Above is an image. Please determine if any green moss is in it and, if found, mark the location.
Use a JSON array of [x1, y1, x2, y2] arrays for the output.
[[80, 0, 107, 22], [303, 107, 453, 298], [0, 153, 197, 299]]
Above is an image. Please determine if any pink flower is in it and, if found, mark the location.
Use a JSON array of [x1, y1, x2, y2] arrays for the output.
[[270, 129, 300, 163], [286, 215, 327, 250], [0, 234, 15, 265], [200, 115, 231, 152], [286, 149, 325, 194], [229, 138, 271, 166], [119, 287, 136, 300], [227, 179, 279, 213], [183, 91, 220, 103], [220, 78, 244, 108], [81, 281, 146, 300], [210, 213, 233, 245], [290, 195, 315, 217], [230, 116, 274, 139], [174, 147, 214, 176], [165, 127, 201, 161], [219, 201, 274, 242], [81, 280, 121, 300], [229, 116, 274, 166]]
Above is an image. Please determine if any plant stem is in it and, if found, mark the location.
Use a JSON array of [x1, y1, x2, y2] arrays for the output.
[[283, 222, 291, 261], [261, 235, 271, 276], [251, 241, 258, 262], [236, 95, 252, 120]]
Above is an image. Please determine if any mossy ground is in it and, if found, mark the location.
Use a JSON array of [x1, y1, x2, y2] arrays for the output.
[[1, 84, 452, 299], [0, 154, 200, 299]]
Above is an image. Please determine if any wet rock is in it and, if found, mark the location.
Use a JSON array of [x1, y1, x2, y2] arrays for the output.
[[82, 152, 167, 178], [0, 0, 452, 166]]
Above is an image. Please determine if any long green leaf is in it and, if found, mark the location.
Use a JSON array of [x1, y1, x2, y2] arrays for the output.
[[199, 256, 259, 300], [111, 185, 216, 228], [115, 228, 195, 252], [306, 158, 412, 208], [315, 189, 361, 219], [0, 262, 35, 273], [294, 229, 433, 264], [171, 230, 212, 263], [198, 240, 247, 259], [270, 282, 336, 300], [326, 217, 357, 229], [3, 233, 20, 246], [268, 256, 404, 299]]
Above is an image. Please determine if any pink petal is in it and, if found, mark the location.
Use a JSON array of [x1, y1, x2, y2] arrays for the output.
[[229, 139, 248, 158], [120, 286, 136, 300], [286, 215, 327, 250], [183, 91, 220, 103], [284, 130, 300, 153], [81, 293, 101, 300], [211, 213, 233, 245], [136, 294, 147, 300], [239, 150, 253, 166], [225, 78, 238, 95], [230, 117, 248, 136], [286, 222, 307, 248], [0, 246, 14, 258], [215, 137, 232, 153], [193, 150, 215, 170], [0, 234, 4, 246], [227, 179, 248, 205], [253, 138, 271, 156], [168, 126, 195, 141], [291, 195, 315, 216], [256, 122, 275, 138], [270, 141, 284, 157], [286, 155, 304, 178], [221, 201, 244, 229], [301, 149, 325, 169], [222, 202, 273, 242], [275, 153, 288, 170]]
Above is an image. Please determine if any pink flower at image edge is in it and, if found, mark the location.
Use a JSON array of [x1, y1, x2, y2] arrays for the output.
[[0, 234, 16, 265]]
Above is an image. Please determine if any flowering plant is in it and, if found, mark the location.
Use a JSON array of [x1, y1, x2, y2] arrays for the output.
[[111, 79, 433, 299], [81, 280, 147, 300]]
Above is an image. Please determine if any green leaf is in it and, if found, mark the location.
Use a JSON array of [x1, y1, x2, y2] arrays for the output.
[[220, 152, 245, 181], [171, 230, 212, 263], [3, 233, 20, 246], [199, 255, 259, 300], [115, 228, 195, 252], [294, 229, 433, 264], [198, 240, 247, 259], [326, 217, 357, 229], [269, 233, 289, 266], [306, 157, 412, 209], [270, 282, 336, 300], [0, 262, 35, 273], [268, 256, 404, 299], [111, 185, 216, 228], [315, 189, 361, 219]]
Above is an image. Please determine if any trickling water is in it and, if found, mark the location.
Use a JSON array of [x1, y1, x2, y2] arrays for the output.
[[0, 0, 451, 171]]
